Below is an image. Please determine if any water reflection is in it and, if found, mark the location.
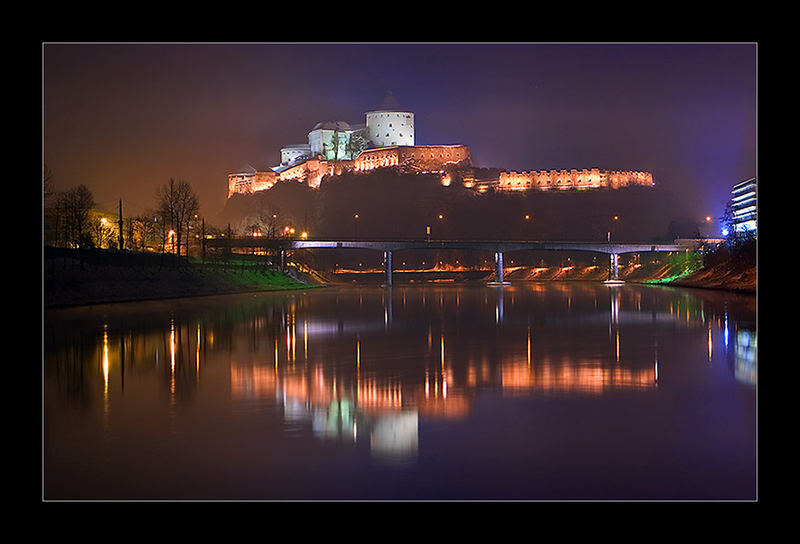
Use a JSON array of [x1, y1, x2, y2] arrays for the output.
[[45, 283, 756, 476]]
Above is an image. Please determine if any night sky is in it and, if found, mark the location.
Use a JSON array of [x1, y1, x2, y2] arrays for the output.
[[42, 42, 756, 232]]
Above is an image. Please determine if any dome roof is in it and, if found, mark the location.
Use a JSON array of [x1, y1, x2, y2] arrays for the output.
[[313, 120, 351, 131], [367, 91, 410, 113]]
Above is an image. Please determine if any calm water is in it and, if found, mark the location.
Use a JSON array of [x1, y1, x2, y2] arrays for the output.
[[43, 282, 757, 501]]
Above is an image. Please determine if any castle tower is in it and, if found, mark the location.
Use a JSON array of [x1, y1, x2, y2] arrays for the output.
[[365, 91, 414, 148]]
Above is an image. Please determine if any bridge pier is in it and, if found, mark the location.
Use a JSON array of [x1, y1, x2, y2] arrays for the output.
[[383, 250, 393, 287], [489, 251, 510, 285], [604, 252, 625, 284]]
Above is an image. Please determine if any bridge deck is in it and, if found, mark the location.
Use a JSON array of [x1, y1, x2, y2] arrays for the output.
[[206, 238, 689, 255]]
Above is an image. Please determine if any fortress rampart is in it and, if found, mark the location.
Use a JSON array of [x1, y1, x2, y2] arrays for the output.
[[498, 168, 654, 191], [354, 144, 471, 172]]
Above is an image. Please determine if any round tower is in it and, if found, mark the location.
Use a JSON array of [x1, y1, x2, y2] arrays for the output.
[[365, 91, 414, 148]]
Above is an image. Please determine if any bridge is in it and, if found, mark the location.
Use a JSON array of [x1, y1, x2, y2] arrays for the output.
[[204, 237, 694, 285]]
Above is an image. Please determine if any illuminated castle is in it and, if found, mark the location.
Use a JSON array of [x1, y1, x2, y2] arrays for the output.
[[227, 92, 653, 198]]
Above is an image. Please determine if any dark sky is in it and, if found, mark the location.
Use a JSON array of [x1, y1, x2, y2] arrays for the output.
[[43, 42, 756, 230]]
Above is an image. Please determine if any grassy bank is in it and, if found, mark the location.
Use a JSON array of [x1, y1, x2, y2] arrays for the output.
[[667, 237, 756, 294], [43, 249, 319, 307]]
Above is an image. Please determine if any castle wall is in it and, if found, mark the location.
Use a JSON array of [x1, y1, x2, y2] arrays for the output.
[[353, 144, 471, 173], [498, 168, 653, 191], [228, 172, 256, 197]]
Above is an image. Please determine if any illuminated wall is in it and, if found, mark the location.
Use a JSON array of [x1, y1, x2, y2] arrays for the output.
[[498, 168, 654, 191], [353, 144, 471, 173], [227, 166, 257, 197], [366, 110, 414, 148]]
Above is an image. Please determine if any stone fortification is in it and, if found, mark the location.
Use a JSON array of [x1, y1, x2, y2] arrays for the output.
[[227, 93, 654, 198], [498, 168, 654, 191]]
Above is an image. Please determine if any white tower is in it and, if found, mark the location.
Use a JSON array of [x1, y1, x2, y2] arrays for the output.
[[365, 91, 414, 148]]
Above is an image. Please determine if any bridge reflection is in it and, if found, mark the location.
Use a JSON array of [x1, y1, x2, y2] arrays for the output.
[[46, 282, 754, 466]]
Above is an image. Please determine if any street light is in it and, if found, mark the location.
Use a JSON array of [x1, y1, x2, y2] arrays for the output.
[[353, 213, 359, 239], [608, 215, 619, 243]]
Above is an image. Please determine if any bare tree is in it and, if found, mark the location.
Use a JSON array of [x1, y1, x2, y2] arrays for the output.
[[43, 163, 55, 207], [156, 178, 200, 255], [56, 184, 95, 248], [131, 213, 159, 251]]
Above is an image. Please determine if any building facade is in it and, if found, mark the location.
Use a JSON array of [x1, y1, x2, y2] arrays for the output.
[[729, 177, 757, 235]]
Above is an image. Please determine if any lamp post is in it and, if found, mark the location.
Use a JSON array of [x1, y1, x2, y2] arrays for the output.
[[608, 215, 619, 242], [353, 213, 359, 239]]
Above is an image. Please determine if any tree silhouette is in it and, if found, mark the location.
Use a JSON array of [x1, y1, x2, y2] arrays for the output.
[[156, 178, 200, 255], [56, 184, 95, 248]]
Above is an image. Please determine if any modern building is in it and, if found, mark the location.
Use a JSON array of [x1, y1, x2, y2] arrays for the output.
[[728, 177, 757, 236]]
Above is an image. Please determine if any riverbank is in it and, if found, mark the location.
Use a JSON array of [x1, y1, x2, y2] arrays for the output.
[[43, 260, 317, 308], [667, 260, 756, 293], [43, 243, 755, 308]]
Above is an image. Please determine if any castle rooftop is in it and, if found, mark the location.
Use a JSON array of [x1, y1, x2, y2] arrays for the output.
[[367, 91, 410, 113]]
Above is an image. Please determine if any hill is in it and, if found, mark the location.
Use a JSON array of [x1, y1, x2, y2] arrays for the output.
[[217, 168, 697, 243]]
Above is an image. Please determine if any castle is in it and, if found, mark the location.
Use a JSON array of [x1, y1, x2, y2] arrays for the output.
[[227, 92, 654, 198]]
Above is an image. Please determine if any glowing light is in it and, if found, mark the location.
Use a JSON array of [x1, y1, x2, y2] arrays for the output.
[[103, 325, 109, 395], [301, 231, 308, 239]]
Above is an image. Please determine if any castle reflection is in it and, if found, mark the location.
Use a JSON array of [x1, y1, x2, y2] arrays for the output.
[[45, 283, 756, 464]]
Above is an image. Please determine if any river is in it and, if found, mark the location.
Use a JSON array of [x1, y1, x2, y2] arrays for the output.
[[43, 282, 757, 501]]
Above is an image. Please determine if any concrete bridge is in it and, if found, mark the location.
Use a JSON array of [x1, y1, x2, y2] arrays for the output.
[[205, 237, 694, 285]]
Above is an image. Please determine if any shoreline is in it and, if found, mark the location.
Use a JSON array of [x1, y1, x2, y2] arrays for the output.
[[43, 261, 754, 309]]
